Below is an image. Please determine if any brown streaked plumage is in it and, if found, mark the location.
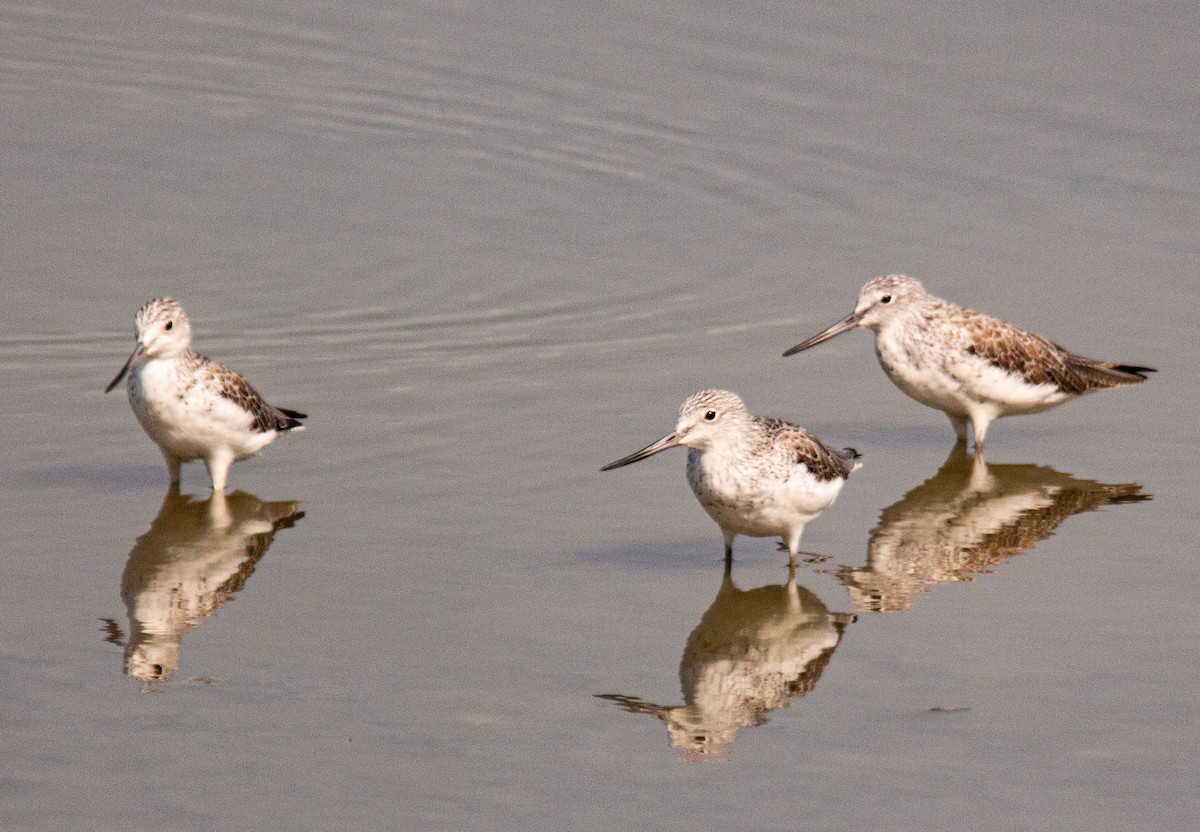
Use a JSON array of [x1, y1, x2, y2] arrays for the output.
[[784, 274, 1153, 451], [755, 416, 861, 482], [213, 365, 306, 434], [958, 311, 1150, 394], [602, 389, 861, 566], [106, 297, 305, 491]]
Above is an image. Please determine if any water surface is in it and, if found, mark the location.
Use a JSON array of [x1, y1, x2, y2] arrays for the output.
[[2, 1, 1197, 830]]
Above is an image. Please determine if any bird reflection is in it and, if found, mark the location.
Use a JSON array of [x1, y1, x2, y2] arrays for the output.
[[598, 565, 855, 758], [102, 487, 303, 683], [837, 445, 1149, 612]]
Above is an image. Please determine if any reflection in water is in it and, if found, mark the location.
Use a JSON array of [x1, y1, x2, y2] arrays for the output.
[[599, 566, 855, 759], [103, 488, 303, 683], [838, 446, 1149, 612]]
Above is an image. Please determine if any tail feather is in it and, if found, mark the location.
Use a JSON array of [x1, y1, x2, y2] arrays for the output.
[[837, 447, 863, 475], [275, 407, 307, 431], [1105, 363, 1155, 381], [1065, 356, 1155, 389]]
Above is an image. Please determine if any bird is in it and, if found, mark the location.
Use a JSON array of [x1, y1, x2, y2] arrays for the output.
[[783, 274, 1154, 451], [601, 389, 861, 566], [105, 298, 306, 492]]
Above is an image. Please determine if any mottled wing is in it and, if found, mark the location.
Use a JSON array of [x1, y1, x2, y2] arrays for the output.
[[761, 418, 857, 481], [955, 310, 1151, 393], [197, 354, 306, 433]]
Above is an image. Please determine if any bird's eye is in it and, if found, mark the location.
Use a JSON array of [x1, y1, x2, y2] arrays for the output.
[[164, 321, 173, 331], [704, 410, 717, 421], [880, 295, 892, 304]]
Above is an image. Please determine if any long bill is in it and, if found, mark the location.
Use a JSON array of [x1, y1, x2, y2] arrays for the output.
[[105, 344, 142, 393], [600, 431, 684, 471], [782, 312, 859, 356]]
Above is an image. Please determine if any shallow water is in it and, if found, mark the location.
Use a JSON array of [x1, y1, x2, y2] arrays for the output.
[[2, 1, 1198, 829]]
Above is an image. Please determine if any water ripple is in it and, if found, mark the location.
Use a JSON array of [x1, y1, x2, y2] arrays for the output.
[[0, 2, 821, 207]]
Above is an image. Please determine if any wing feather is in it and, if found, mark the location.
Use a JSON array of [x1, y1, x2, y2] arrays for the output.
[[759, 417, 859, 481], [193, 354, 306, 432], [955, 311, 1152, 393]]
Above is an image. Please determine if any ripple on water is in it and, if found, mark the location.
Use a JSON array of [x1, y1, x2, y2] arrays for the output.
[[0, 2, 855, 211]]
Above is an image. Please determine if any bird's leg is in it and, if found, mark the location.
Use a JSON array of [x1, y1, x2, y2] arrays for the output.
[[203, 448, 235, 494], [785, 528, 804, 569], [970, 410, 995, 455], [161, 451, 182, 485], [947, 413, 970, 444]]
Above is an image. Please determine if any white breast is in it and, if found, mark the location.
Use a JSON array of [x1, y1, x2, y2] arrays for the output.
[[687, 448, 846, 539], [129, 358, 274, 461], [875, 325, 1070, 417]]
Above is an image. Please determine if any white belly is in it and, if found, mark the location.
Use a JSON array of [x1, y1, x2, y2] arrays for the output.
[[687, 450, 845, 539], [875, 328, 1071, 418], [129, 359, 275, 461]]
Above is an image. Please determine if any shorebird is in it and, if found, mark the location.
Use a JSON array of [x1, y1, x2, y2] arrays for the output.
[[601, 389, 861, 565], [783, 275, 1154, 450], [106, 298, 306, 491]]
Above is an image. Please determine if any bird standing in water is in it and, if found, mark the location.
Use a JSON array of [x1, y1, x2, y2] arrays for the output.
[[602, 389, 860, 566], [106, 298, 305, 491], [784, 275, 1153, 451]]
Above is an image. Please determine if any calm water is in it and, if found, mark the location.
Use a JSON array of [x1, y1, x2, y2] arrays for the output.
[[2, 1, 1198, 829]]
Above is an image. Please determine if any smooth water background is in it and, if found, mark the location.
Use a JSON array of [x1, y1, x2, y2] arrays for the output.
[[2, 2, 1197, 829]]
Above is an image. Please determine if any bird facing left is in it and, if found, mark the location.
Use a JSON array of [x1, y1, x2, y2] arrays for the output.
[[602, 389, 861, 566], [106, 298, 306, 491]]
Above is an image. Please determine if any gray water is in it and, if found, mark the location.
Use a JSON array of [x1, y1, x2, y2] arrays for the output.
[[2, 2, 1198, 829]]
